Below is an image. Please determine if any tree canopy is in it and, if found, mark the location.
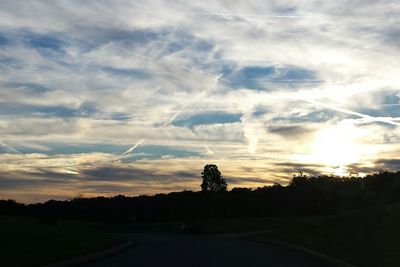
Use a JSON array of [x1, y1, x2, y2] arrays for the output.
[[201, 164, 227, 192]]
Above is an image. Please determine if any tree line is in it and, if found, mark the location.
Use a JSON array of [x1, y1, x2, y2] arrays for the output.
[[1, 166, 400, 223]]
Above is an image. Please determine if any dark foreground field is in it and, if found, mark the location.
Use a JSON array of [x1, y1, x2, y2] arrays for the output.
[[198, 203, 400, 267], [0, 216, 124, 267], [2, 202, 400, 267], [3, 171, 400, 266]]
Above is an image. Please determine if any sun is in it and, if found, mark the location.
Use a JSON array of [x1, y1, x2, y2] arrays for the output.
[[308, 122, 362, 175]]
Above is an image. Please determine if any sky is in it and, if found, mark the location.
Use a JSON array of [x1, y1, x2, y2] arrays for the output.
[[1, 1, 400, 203]]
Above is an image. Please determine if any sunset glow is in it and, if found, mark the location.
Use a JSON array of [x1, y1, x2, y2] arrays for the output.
[[309, 123, 362, 171]]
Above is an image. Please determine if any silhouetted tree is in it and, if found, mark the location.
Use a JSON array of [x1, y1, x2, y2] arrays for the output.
[[201, 164, 227, 192], [289, 171, 309, 188]]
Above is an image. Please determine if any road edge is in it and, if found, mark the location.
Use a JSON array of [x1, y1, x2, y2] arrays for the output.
[[44, 240, 133, 267]]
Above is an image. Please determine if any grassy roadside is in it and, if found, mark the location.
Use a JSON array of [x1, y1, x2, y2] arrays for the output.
[[0, 216, 125, 267], [252, 205, 400, 267], [197, 204, 400, 267]]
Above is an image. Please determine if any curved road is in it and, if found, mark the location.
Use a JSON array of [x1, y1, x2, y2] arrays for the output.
[[85, 233, 341, 267]]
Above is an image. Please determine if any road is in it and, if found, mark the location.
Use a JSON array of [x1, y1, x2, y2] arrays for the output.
[[84, 233, 342, 267]]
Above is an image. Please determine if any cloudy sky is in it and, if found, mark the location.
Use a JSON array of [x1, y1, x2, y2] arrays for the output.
[[1, 1, 400, 203]]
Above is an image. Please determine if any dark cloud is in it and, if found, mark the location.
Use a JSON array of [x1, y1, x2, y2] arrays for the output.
[[227, 177, 274, 185], [119, 145, 201, 161], [268, 125, 314, 138], [0, 165, 199, 197], [346, 163, 381, 174], [273, 162, 325, 176], [17, 143, 125, 155], [82, 166, 198, 183], [82, 167, 152, 182], [274, 162, 323, 168], [0, 177, 35, 189], [0, 170, 77, 189], [374, 159, 400, 170]]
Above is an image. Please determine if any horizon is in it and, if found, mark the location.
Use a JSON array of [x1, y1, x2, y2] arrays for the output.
[[6, 170, 398, 205], [1, 1, 400, 203]]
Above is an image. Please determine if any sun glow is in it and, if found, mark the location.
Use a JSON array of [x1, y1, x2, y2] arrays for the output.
[[308, 122, 362, 175]]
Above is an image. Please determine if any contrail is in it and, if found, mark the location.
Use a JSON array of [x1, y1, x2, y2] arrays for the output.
[[163, 103, 189, 127], [204, 144, 215, 155], [213, 72, 232, 84], [0, 141, 21, 154], [309, 100, 400, 126], [121, 139, 144, 156], [115, 70, 223, 165], [215, 73, 224, 81], [111, 139, 144, 164]]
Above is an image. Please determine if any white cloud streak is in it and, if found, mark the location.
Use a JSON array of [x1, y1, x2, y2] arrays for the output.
[[1, 0, 400, 201], [0, 141, 21, 154], [121, 139, 144, 156], [308, 100, 400, 126]]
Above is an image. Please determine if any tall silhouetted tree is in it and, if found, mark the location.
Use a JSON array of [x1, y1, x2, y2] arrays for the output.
[[201, 164, 227, 192]]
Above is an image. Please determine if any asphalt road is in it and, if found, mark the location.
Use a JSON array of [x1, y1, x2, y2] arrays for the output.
[[84, 233, 341, 267]]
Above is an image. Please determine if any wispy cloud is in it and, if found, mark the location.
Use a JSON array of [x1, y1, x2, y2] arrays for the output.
[[1, 0, 400, 202], [0, 141, 21, 154], [194, 11, 315, 20]]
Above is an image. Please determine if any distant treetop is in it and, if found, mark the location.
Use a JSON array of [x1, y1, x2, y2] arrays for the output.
[[201, 164, 227, 192]]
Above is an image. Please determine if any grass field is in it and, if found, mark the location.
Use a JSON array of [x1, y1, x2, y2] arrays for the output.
[[197, 203, 400, 267], [0, 216, 125, 267]]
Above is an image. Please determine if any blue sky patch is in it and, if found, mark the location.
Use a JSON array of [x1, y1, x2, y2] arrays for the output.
[[22, 32, 64, 52], [0, 35, 8, 45], [383, 94, 400, 105], [5, 82, 49, 94], [224, 66, 274, 90], [166, 31, 214, 54], [357, 106, 400, 118], [0, 102, 96, 118], [222, 65, 319, 90], [0, 56, 20, 69]]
